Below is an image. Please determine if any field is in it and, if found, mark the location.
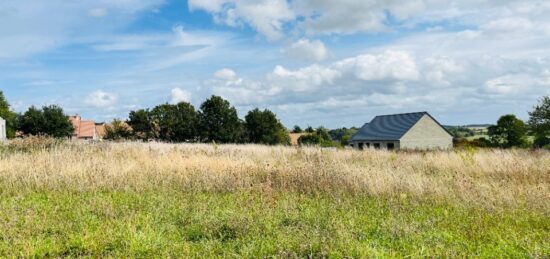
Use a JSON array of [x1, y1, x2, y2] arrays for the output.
[[0, 140, 549, 257]]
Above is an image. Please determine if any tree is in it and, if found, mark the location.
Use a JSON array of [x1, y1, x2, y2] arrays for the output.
[[488, 114, 528, 148], [128, 109, 153, 140], [245, 108, 290, 145], [104, 119, 133, 141], [298, 126, 335, 147], [292, 125, 303, 133], [305, 126, 314, 133], [18, 105, 74, 138], [198, 96, 242, 143], [0, 91, 17, 138], [149, 102, 198, 142], [528, 96, 550, 148]]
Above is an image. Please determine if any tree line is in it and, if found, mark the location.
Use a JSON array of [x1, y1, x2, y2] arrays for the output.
[[1, 90, 549, 149], [105, 95, 290, 145], [455, 96, 550, 149]]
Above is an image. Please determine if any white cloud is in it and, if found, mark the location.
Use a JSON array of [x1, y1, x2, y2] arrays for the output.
[[189, 0, 295, 41], [170, 88, 192, 104], [214, 68, 237, 81], [88, 8, 108, 17], [86, 90, 118, 108], [281, 39, 330, 61], [0, 0, 165, 60]]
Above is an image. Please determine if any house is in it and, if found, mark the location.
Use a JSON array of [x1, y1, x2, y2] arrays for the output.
[[350, 112, 453, 150], [0, 117, 6, 141], [69, 115, 106, 140]]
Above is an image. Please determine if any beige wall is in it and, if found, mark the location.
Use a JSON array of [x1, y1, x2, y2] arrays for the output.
[[351, 140, 399, 150], [400, 115, 453, 150], [0, 117, 6, 140]]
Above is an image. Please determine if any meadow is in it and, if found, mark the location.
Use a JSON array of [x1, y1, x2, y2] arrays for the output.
[[0, 139, 548, 257]]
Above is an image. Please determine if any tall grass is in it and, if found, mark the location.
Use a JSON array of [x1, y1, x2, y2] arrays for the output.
[[1, 140, 548, 211]]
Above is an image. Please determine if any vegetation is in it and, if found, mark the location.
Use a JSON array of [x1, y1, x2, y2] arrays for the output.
[[446, 126, 476, 138], [104, 119, 133, 141], [298, 127, 335, 147], [528, 95, 550, 148], [488, 114, 528, 148], [0, 141, 548, 257], [244, 108, 290, 145], [17, 105, 74, 138]]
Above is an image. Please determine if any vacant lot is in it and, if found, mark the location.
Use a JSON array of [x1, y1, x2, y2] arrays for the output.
[[0, 140, 548, 257]]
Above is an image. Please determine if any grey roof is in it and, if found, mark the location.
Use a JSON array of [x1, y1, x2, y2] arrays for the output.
[[350, 112, 448, 141]]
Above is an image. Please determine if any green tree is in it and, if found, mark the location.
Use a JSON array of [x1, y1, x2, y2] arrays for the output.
[[488, 114, 528, 148], [150, 102, 198, 142], [128, 109, 153, 140], [198, 96, 242, 143], [298, 126, 335, 147], [528, 96, 550, 148], [104, 119, 133, 141], [18, 105, 73, 138], [292, 125, 303, 133], [245, 108, 290, 145], [0, 91, 17, 138]]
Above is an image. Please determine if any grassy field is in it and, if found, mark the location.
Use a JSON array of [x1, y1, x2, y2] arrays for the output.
[[0, 139, 548, 257]]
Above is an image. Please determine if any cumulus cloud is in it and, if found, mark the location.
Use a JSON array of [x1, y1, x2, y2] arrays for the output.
[[189, 0, 294, 41], [281, 39, 330, 61], [86, 90, 118, 108], [170, 88, 192, 104], [214, 68, 237, 81]]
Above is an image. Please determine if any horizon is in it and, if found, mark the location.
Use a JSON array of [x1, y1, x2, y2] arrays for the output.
[[1, 0, 549, 128]]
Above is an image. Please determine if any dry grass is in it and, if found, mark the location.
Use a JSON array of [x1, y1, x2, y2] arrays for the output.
[[1, 140, 548, 211]]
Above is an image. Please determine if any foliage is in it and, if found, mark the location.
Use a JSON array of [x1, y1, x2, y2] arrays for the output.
[[149, 102, 198, 142], [291, 125, 302, 133], [305, 126, 314, 133], [245, 108, 290, 145], [298, 127, 335, 147], [198, 95, 242, 143], [453, 137, 491, 148], [0, 91, 18, 138], [446, 126, 476, 138], [18, 105, 74, 138], [329, 127, 358, 146], [104, 119, 133, 141], [487, 114, 528, 148], [128, 109, 154, 140], [528, 95, 550, 148]]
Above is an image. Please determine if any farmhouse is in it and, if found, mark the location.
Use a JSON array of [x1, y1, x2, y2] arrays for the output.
[[0, 116, 6, 140], [69, 115, 106, 140], [350, 112, 453, 150]]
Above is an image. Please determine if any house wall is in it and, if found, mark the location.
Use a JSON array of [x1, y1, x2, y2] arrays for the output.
[[400, 115, 453, 150], [0, 117, 6, 140], [351, 140, 400, 150]]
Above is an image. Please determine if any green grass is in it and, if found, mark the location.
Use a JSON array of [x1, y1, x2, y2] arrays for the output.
[[1, 188, 548, 258]]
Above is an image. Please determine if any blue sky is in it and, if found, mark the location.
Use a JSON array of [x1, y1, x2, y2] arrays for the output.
[[1, 0, 549, 128]]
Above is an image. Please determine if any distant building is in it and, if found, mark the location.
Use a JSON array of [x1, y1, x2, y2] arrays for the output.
[[0, 117, 6, 141], [68, 115, 106, 140], [350, 112, 453, 150]]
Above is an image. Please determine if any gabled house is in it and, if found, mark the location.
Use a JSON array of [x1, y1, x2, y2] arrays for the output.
[[350, 112, 453, 150], [69, 115, 105, 140], [0, 117, 6, 141]]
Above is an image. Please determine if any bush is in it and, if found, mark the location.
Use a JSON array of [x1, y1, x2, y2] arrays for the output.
[[2, 136, 65, 153]]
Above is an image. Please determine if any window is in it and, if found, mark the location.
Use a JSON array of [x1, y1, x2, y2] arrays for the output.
[[358, 143, 364, 150], [387, 143, 395, 150], [374, 143, 380, 149]]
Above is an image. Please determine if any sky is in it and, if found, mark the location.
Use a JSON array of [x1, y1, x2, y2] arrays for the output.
[[0, 0, 549, 128]]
